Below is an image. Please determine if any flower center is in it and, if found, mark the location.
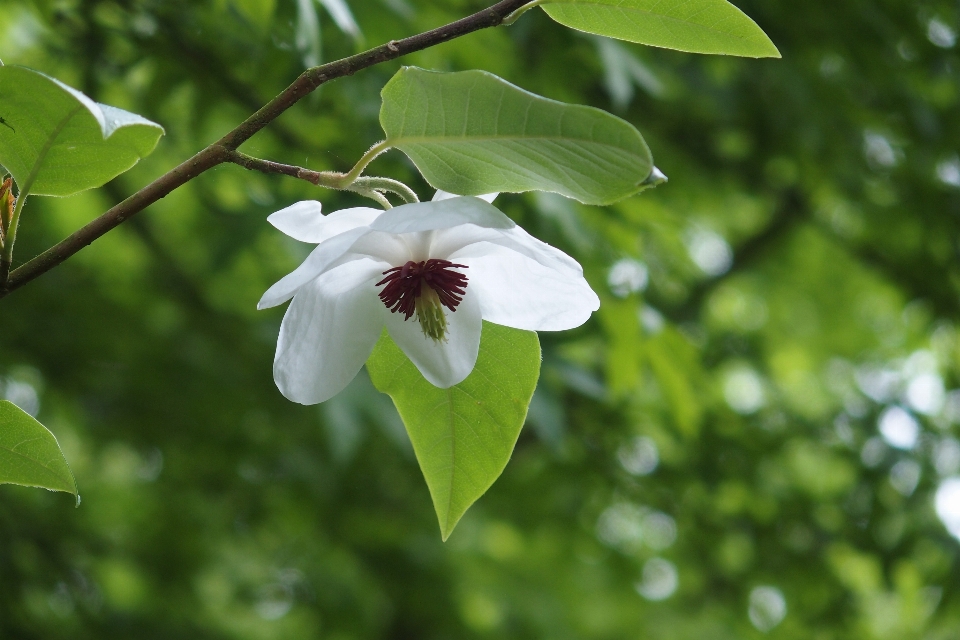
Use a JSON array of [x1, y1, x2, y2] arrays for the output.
[[376, 259, 469, 341]]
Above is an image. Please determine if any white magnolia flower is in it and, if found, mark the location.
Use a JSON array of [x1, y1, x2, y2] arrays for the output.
[[259, 193, 599, 404]]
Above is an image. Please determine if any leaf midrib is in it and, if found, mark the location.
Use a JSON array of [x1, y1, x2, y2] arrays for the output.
[[389, 134, 644, 156], [18, 104, 84, 195], [0, 441, 72, 489], [444, 387, 457, 535]]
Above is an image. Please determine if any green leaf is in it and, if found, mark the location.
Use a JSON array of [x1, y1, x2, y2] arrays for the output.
[[540, 0, 781, 58], [0, 66, 164, 197], [366, 322, 541, 540], [0, 400, 78, 502], [379, 67, 654, 205]]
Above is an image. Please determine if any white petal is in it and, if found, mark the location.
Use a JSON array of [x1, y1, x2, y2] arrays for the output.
[[432, 190, 499, 203], [268, 202, 382, 243], [384, 286, 482, 388], [372, 197, 514, 234], [347, 230, 417, 266], [258, 226, 372, 309], [495, 226, 584, 275], [433, 225, 583, 278], [456, 244, 599, 331], [273, 259, 387, 404]]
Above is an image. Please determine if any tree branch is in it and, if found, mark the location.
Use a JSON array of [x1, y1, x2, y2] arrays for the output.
[[224, 151, 331, 186], [0, 0, 531, 299]]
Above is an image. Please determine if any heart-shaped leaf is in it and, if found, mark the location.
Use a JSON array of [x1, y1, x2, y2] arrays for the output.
[[0, 65, 164, 197], [379, 67, 653, 205], [0, 400, 78, 502], [366, 322, 540, 540], [541, 0, 780, 58]]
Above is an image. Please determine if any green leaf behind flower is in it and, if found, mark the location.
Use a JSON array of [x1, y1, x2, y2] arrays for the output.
[[366, 322, 540, 540], [379, 67, 653, 205]]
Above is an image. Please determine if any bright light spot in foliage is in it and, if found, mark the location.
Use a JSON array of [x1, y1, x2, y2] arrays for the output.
[[639, 305, 665, 334], [856, 366, 900, 403], [906, 373, 945, 415], [597, 503, 645, 551], [889, 459, 922, 496], [748, 586, 787, 632], [724, 368, 765, 414], [878, 406, 919, 450], [861, 437, 888, 468], [904, 350, 938, 377], [945, 390, 960, 425], [643, 512, 678, 551], [927, 18, 957, 48], [254, 570, 301, 620], [863, 131, 897, 168], [686, 229, 733, 277], [617, 436, 659, 476], [607, 258, 648, 297], [2, 378, 40, 417], [935, 477, 960, 540], [935, 438, 960, 476], [635, 558, 678, 601], [936, 156, 960, 188], [597, 503, 677, 553]]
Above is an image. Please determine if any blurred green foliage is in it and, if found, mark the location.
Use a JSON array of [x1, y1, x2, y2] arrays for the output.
[[1, 0, 959, 637]]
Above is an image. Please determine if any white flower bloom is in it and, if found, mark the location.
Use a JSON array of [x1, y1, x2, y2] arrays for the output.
[[259, 193, 599, 405]]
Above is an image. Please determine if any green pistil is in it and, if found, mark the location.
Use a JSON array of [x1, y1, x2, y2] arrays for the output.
[[415, 286, 448, 342]]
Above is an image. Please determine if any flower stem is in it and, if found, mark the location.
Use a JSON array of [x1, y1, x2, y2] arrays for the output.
[[338, 141, 393, 187], [501, 0, 545, 26], [224, 150, 418, 208], [351, 177, 420, 204]]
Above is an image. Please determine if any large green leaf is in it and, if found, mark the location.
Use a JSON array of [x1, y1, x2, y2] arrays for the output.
[[0, 65, 164, 197], [540, 0, 780, 58], [366, 322, 541, 540], [0, 400, 78, 502], [379, 67, 654, 205]]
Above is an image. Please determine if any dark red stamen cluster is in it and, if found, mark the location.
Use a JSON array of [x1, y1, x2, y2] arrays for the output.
[[376, 259, 468, 319]]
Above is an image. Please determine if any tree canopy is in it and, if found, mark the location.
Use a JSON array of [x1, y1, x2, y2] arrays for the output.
[[1, 0, 959, 638]]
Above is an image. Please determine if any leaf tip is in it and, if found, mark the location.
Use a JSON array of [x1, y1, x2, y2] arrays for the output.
[[757, 42, 782, 59], [641, 166, 668, 187]]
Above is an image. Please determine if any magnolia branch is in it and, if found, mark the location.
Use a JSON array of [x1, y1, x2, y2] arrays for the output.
[[0, 0, 531, 299]]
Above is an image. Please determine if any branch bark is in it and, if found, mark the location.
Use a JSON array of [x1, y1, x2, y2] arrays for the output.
[[0, 0, 531, 299]]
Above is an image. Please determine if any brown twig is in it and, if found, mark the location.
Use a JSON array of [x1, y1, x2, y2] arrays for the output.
[[223, 151, 329, 185], [0, 0, 531, 299]]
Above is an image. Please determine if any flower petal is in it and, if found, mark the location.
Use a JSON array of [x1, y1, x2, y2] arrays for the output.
[[455, 244, 599, 331], [269, 202, 382, 243], [432, 225, 583, 278], [347, 230, 418, 266], [273, 259, 388, 404], [372, 197, 514, 235], [258, 226, 372, 309], [383, 286, 482, 388], [432, 190, 498, 203]]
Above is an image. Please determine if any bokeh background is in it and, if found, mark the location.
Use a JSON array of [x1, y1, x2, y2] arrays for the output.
[[2, 0, 960, 637]]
